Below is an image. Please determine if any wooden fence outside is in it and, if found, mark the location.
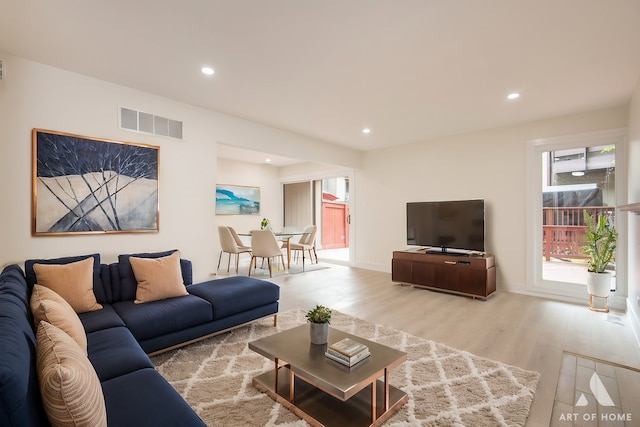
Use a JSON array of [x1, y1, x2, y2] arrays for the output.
[[542, 206, 615, 261]]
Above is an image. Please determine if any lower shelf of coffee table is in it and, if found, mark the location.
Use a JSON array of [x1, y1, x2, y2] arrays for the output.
[[253, 366, 407, 427]]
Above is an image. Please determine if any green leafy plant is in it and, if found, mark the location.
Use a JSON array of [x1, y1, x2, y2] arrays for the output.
[[306, 305, 331, 324], [583, 211, 617, 273], [260, 218, 270, 230]]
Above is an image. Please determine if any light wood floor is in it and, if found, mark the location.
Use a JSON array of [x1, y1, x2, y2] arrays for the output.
[[217, 262, 640, 427]]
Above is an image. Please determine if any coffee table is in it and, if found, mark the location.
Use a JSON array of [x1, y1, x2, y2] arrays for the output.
[[249, 324, 407, 427]]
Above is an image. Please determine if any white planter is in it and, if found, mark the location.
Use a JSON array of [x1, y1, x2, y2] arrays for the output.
[[309, 322, 329, 345], [587, 271, 612, 297]]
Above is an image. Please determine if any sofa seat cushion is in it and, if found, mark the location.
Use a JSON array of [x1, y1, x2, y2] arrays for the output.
[[87, 326, 153, 381], [112, 295, 213, 342], [78, 304, 126, 333], [187, 276, 280, 320], [101, 368, 206, 427]]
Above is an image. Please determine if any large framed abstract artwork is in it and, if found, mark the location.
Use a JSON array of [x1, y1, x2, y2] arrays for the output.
[[32, 129, 160, 235], [215, 184, 260, 215]]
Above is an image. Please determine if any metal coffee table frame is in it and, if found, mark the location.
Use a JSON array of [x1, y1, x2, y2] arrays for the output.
[[249, 324, 407, 427]]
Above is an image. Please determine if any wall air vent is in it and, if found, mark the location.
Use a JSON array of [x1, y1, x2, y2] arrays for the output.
[[120, 107, 183, 140]]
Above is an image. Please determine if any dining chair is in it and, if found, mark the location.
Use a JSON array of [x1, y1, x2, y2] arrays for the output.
[[249, 230, 286, 278], [290, 225, 318, 268], [217, 226, 252, 273], [228, 226, 247, 248]]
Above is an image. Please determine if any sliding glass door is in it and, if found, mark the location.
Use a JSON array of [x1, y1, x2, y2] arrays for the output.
[[541, 146, 616, 285], [527, 129, 626, 298]]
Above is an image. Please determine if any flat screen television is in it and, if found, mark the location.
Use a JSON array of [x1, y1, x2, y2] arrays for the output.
[[406, 199, 485, 254]]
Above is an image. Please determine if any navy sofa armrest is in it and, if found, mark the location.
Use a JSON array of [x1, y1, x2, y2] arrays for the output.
[[0, 265, 50, 426]]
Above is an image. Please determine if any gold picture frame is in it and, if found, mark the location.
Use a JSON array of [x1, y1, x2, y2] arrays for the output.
[[215, 184, 260, 215], [32, 129, 160, 235]]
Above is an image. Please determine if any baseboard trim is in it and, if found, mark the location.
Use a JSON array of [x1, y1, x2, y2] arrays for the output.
[[627, 299, 640, 348], [501, 283, 627, 311]]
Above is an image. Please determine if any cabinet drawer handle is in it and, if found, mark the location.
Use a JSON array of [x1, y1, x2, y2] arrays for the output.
[[444, 261, 457, 265]]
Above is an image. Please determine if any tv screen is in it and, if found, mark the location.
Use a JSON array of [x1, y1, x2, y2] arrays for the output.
[[406, 199, 485, 253]]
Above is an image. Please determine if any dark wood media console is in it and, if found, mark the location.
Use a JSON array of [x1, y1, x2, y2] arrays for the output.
[[392, 250, 496, 299]]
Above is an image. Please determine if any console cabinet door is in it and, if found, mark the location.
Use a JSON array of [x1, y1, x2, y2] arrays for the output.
[[435, 263, 461, 292], [458, 268, 488, 297], [391, 259, 412, 283], [412, 262, 436, 287]]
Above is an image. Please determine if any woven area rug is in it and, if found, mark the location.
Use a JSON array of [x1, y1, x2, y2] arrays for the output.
[[151, 309, 540, 426]]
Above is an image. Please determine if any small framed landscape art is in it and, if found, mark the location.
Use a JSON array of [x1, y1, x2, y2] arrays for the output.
[[32, 129, 160, 235], [215, 184, 260, 215]]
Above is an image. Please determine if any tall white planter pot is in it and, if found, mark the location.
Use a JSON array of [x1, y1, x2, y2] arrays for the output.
[[587, 271, 612, 312]]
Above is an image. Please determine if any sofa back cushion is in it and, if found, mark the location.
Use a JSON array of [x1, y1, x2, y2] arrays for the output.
[[0, 265, 50, 427], [112, 250, 193, 302], [32, 258, 103, 313], [130, 251, 189, 304], [25, 254, 111, 304]]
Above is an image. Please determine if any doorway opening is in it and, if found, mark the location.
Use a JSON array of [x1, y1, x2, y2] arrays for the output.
[[319, 177, 350, 263], [283, 175, 351, 264]]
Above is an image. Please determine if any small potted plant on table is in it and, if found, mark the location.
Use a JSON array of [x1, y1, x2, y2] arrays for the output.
[[306, 305, 332, 345], [260, 218, 271, 230], [583, 211, 617, 312]]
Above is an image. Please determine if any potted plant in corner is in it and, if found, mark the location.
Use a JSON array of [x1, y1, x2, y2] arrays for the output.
[[582, 211, 618, 312], [306, 305, 331, 344]]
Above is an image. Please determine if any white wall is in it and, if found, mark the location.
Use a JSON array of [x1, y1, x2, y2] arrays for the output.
[[355, 106, 629, 294], [216, 158, 282, 241], [0, 53, 635, 305], [0, 54, 359, 282], [627, 76, 640, 343], [279, 162, 353, 182]]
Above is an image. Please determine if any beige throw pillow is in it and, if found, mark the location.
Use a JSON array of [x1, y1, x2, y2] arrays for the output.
[[33, 257, 102, 313], [31, 285, 87, 354], [36, 321, 107, 427], [130, 251, 188, 304]]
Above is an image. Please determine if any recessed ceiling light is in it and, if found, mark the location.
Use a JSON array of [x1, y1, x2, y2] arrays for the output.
[[362, 128, 371, 134], [265, 158, 271, 163], [201, 66, 215, 76], [572, 171, 585, 177], [507, 92, 520, 100]]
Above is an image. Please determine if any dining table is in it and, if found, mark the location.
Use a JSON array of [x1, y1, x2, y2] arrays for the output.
[[239, 230, 309, 270]]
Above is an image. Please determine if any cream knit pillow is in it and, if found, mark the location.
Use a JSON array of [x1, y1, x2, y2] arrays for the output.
[[36, 321, 107, 427], [31, 285, 87, 354], [130, 251, 188, 304], [33, 257, 102, 313]]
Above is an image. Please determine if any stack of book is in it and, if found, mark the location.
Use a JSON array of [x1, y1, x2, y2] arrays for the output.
[[325, 338, 370, 367]]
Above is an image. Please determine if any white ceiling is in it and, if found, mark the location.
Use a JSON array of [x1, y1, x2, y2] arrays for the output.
[[2, 1, 640, 163], [217, 143, 301, 167]]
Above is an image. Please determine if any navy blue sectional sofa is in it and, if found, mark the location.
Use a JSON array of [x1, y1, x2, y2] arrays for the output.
[[0, 250, 280, 426]]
